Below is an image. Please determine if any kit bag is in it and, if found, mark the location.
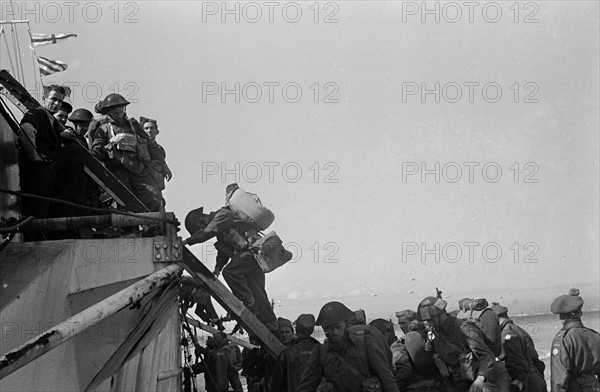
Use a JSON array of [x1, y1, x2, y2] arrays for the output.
[[251, 231, 292, 273]]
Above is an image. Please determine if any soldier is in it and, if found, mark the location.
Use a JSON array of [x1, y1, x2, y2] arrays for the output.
[[417, 296, 510, 392], [180, 276, 220, 326], [269, 314, 322, 392], [17, 84, 87, 226], [457, 298, 503, 358], [139, 117, 172, 192], [277, 317, 296, 346], [242, 335, 268, 392], [550, 288, 600, 392], [222, 338, 244, 392], [62, 108, 93, 148], [297, 301, 400, 392], [183, 201, 278, 332], [53, 100, 72, 126], [200, 332, 238, 392], [90, 94, 162, 211], [388, 311, 441, 392], [489, 303, 546, 392]]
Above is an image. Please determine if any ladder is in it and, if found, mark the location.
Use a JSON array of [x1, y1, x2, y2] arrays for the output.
[[181, 247, 285, 358]]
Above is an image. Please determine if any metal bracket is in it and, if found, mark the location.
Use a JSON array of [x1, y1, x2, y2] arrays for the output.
[[152, 238, 183, 263]]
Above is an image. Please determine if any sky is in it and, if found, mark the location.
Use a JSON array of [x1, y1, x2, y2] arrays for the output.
[[1, 1, 599, 319]]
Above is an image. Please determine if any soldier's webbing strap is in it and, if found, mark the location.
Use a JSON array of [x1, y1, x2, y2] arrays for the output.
[[551, 328, 567, 358], [320, 332, 370, 378]]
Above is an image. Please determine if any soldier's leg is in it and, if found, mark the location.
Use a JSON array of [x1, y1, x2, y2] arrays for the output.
[[130, 167, 162, 212], [246, 270, 277, 325], [54, 144, 88, 215], [222, 255, 257, 310], [18, 157, 55, 219], [196, 289, 220, 321]]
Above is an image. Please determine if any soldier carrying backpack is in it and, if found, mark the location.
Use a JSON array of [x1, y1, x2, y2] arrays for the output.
[[183, 184, 292, 332]]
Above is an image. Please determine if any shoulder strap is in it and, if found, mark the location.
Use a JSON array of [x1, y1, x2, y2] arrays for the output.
[[336, 337, 368, 381], [321, 337, 369, 381], [551, 327, 568, 356]]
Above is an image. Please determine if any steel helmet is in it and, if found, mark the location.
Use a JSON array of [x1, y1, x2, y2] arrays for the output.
[[315, 301, 354, 326], [417, 296, 447, 321], [184, 207, 215, 235], [98, 93, 130, 110], [68, 108, 94, 123], [369, 318, 394, 334]]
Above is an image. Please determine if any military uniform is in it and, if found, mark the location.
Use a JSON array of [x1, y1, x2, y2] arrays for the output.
[[90, 115, 162, 211], [499, 318, 547, 392], [394, 332, 441, 392], [201, 341, 237, 392], [457, 298, 503, 358], [418, 297, 510, 392], [550, 289, 600, 392], [223, 341, 244, 392], [185, 207, 277, 327], [269, 334, 321, 392], [180, 276, 219, 324], [297, 330, 399, 392]]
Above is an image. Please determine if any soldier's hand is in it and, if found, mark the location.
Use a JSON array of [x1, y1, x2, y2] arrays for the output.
[[213, 269, 221, 278], [469, 375, 485, 392]]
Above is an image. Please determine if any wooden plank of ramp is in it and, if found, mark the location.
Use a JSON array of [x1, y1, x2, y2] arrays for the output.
[[181, 248, 285, 358]]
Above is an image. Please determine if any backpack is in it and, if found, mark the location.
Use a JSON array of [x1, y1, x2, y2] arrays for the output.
[[226, 187, 275, 230]]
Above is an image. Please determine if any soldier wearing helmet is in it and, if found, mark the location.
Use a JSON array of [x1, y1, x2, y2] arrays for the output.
[[373, 311, 442, 392], [183, 203, 279, 332], [549, 288, 600, 392], [417, 296, 510, 392], [297, 301, 400, 392], [90, 94, 162, 212], [61, 108, 93, 148], [17, 84, 88, 234]]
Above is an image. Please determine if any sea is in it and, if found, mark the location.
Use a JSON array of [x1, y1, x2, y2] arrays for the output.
[[192, 310, 600, 391]]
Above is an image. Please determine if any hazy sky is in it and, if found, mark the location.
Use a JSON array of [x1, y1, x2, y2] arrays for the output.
[[1, 1, 598, 316]]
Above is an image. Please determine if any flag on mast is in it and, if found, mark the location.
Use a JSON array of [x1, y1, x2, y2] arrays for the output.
[[31, 33, 78, 47], [37, 56, 68, 76]]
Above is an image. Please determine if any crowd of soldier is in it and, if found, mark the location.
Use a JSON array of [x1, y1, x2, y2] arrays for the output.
[[190, 288, 598, 392], [17, 84, 172, 239]]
